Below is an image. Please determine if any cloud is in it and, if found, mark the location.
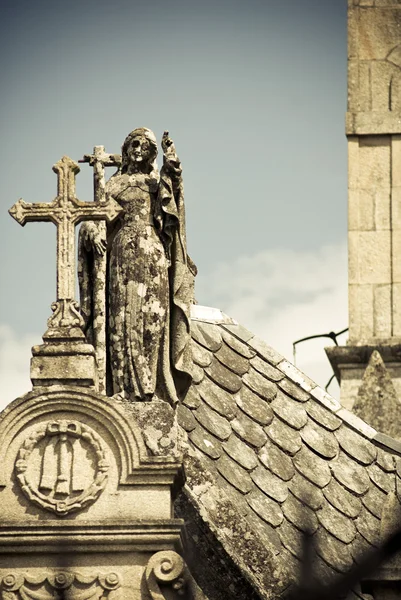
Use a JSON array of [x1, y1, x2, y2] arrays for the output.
[[0, 325, 39, 410], [196, 241, 348, 397]]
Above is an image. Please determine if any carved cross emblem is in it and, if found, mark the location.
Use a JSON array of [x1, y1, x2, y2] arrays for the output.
[[9, 156, 122, 336]]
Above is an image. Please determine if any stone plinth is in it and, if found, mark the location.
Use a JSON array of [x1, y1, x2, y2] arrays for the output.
[[0, 388, 191, 599]]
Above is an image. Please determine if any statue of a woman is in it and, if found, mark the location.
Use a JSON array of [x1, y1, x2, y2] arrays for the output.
[[78, 128, 196, 405]]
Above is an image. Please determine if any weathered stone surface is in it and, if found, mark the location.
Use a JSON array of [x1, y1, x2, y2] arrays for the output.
[[362, 483, 387, 518], [223, 434, 258, 470], [191, 320, 222, 352], [247, 490, 284, 528], [221, 328, 256, 358], [306, 400, 342, 431], [251, 466, 288, 503], [243, 368, 278, 401], [282, 493, 318, 533], [194, 403, 232, 441], [259, 440, 295, 482], [351, 532, 373, 565], [335, 423, 377, 465], [356, 509, 381, 546], [271, 392, 308, 430], [323, 478, 362, 519], [315, 529, 354, 573], [250, 356, 284, 381], [205, 358, 242, 393], [301, 422, 339, 460], [293, 447, 331, 488], [331, 452, 370, 495], [215, 342, 250, 376], [236, 385, 274, 425], [376, 447, 396, 472], [189, 427, 222, 459], [177, 404, 197, 432], [265, 418, 302, 456], [197, 376, 237, 420], [192, 363, 205, 384], [191, 338, 213, 368], [368, 462, 395, 493], [278, 519, 303, 559], [183, 384, 202, 409], [289, 473, 324, 511], [231, 411, 267, 448], [278, 378, 310, 402], [317, 503, 356, 544], [216, 454, 253, 494]]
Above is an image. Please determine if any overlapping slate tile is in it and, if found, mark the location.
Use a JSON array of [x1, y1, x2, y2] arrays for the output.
[[301, 422, 339, 460], [306, 400, 342, 431], [191, 339, 213, 368], [288, 472, 324, 511], [350, 533, 373, 564], [223, 434, 258, 470], [362, 483, 387, 519], [376, 447, 396, 472], [221, 327, 256, 359], [277, 519, 303, 559], [192, 363, 205, 384], [250, 355, 284, 382], [265, 418, 302, 456], [323, 478, 362, 519], [205, 358, 242, 393], [315, 529, 354, 573], [215, 341, 250, 376], [331, 452, 370, 496], [177, 404, 197, 432], [251, 466, 288, 503], [189, 427, 222, 459], [216, 453, 253, 494], [293, 446, 331, 488], [356, 509, 381, 547], [259, 439, 295, 482], [243, 367, 277, 401], [368, 463, 395, 494], [194, 403, 232, 441], [335, 425, 377, 465], [246, 489, 284, 527], [191, 320, 222, 352], [197, 377, 237, 420], [282, 492, 318, 533], [236, 385, 274, 426], [278, 378, 310, 402], [312, 556, 339, 587], [231, 411, 267, 448], [317, 502, 356, 543], [183, 384, 201, 409], [270, 391, 308, 430]]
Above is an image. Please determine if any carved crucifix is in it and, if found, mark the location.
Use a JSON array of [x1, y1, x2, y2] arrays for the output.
[[9, 155, 122, 341]]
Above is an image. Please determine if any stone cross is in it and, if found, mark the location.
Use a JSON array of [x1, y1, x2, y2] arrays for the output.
[[9, 155, 122, 338]]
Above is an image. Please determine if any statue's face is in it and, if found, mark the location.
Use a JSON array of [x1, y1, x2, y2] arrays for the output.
[[128, 135, 154, 165]]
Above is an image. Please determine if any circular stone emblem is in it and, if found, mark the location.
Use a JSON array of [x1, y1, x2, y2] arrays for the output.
[[15, 420, 109, 515]]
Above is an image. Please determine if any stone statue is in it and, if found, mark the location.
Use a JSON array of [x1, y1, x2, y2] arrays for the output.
[[78, 128, 196, 405]]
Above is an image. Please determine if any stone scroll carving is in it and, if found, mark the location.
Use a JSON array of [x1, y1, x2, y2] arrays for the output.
[[14, 420, 109, 515], [78, 129, 197, 405], [145, 551, 189, 599], [0, 571, 121, 600]]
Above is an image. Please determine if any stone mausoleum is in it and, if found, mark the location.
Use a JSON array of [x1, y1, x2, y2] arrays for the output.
[[2, 2, 401, 599]]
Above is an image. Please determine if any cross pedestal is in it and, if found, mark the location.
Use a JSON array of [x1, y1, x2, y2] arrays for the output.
[[9, 155, 122, 389]]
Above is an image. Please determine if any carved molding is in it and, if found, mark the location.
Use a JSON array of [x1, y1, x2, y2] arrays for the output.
[[145, 551, 188, 599], [0, 571, 121, 600], [14, 420, 109, 515]]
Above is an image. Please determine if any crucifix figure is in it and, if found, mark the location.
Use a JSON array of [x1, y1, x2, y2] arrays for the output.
[[9, 155, 122, 347]]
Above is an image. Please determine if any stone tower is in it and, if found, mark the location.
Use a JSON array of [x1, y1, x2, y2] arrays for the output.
[[327, 0, 401, 422]]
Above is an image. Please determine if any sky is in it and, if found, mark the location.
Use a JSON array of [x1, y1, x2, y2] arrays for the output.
[[0, 0, 348, 407]]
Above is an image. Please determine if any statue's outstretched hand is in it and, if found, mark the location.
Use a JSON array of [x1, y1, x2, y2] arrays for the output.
[[91, 231, 107, 256], [161, 130, 174, 155]]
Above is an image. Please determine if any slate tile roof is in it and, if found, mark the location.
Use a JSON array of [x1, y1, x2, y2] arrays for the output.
[[179, 308, 401, 597]]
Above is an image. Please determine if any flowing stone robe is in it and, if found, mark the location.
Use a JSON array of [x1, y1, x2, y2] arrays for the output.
[[78, 142, 195, 406]]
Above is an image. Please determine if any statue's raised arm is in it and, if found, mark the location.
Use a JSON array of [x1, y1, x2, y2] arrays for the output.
[[78, 128, 196, 406]]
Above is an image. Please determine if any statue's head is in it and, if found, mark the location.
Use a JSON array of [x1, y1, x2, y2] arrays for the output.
[[121, 128, 158, 174]]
